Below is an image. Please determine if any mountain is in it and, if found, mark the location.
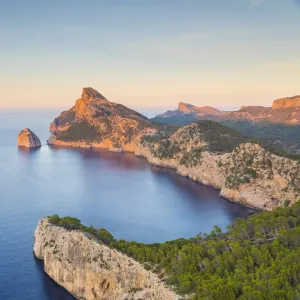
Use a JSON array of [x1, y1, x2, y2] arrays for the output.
[[155, 102, 224, 120], [137, 120, 300, 210], [49, 87, 157, 152], [152, 96, 300, 154], [224, 96, 300, 124], [49, 90, 300, 210]]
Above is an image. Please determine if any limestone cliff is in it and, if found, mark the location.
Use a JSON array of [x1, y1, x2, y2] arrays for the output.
[[272, 96, 300, 109], [49, 87, 156, 152], [34, 218, 180, 300], [136, 121, 300, 210], [49, 91, 300, 210], [17, 128, 41, 148]]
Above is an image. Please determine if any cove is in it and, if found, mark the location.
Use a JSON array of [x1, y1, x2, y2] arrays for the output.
[[0, 111, 249, 300]]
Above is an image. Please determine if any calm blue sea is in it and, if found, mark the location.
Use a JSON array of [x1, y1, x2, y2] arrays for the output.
[[0, 110, 249, 300]]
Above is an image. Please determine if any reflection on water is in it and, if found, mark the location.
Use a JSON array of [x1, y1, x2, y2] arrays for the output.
[[0, 111, 249, 300]]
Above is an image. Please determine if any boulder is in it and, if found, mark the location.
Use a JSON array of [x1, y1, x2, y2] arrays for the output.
[[17, 128, 41, 148]]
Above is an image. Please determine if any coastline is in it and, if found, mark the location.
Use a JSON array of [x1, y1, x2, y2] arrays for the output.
[[48, 140, 264, 211]]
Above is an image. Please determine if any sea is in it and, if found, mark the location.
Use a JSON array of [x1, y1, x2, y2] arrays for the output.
[[0, 110, 249, 300]]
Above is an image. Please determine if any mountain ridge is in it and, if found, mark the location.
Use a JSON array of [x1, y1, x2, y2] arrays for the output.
[[48, 88, 300, 210]]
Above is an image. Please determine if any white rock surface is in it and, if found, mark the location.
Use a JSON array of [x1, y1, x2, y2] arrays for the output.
[[34, 218, 181, 300]]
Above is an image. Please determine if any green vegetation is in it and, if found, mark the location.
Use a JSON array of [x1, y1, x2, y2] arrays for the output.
[[49, 201, 300, 299], [221, 120, 300, 156], [48, 215, 114, 244], [194, 121, 250, 153], [57, 121, 100, 142]]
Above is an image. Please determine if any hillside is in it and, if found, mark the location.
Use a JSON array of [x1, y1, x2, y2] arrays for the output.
[[34, 217, 180, 300], [152, 96, 300, 154], [49, 87, 157, 152], [44, 205, 300, 300], [137, 121, 300, 210], [49, 91, 300, 210]]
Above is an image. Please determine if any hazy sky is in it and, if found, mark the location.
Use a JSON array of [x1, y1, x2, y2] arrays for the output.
[[1, 0, 299, 112]]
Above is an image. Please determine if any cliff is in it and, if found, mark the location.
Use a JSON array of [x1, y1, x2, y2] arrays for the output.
[[272, 96, 300, 109], [17, 128, 41, 148], [49, 90, 300, 210], [136, 121, 300, 210], [49, 87, 156, 152], [33, 218, 180, 300]]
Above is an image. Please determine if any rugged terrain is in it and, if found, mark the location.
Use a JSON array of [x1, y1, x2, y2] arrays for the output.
[[34, 218, 180, 300], [17, 128, 41, 148], [136, 121, 300, 210], [49, 89, 300, 210], [49, 87, 157, 152], [156, 102, 224, 120], [152, 96, 300, 154]]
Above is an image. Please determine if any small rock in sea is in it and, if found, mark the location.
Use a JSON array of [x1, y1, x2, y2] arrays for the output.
[[17, 128, 41, 148]]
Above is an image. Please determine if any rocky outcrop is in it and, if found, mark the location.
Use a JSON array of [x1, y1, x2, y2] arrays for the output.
[[272, 96, 300, 109], [136, 122, 300, 210], [155, 103, 223, 120], [49, 87, 156, 152], [49, 90, 300, 210], [17, 128, 41, 148], [34, 218, 180, 300]]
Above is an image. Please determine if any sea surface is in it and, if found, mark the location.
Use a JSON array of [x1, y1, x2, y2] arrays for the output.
[[0, 110, 249, 300]]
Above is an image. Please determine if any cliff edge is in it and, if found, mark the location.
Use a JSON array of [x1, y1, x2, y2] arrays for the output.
[[33, 218, 180, 300], [136, 121, 300, 210]]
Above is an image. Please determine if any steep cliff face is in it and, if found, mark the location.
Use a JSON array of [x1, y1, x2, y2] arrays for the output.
[[272, 96, 300, 109], [49, 88, 156, 152], [34, 218, 180, 300], [17, 128, 41, 148], [136, 122, 300, 210]]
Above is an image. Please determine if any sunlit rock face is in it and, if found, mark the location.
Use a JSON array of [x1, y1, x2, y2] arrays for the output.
[[34, 218, 181, 300], [272, 96, 300, 109], [17, 128, 41, 148], [136, 122, 300, 211], [49, 87, 156, 152]]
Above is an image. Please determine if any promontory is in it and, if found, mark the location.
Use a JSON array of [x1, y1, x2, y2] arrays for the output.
[[33, 217, 180, 300], [48, 88, 300, 210]]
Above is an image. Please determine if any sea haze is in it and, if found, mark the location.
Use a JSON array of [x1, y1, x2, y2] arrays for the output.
[[0, 110, 249, 300]]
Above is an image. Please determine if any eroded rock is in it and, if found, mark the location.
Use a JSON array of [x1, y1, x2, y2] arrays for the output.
[[33, 218, 180, 300], [17, 128, 41, 148]]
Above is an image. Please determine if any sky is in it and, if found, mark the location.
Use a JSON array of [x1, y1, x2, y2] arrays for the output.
[[0, 0, 300, 113]]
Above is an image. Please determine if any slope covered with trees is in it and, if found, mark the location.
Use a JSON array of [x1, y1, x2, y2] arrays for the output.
[[49, 201, 300, 300]]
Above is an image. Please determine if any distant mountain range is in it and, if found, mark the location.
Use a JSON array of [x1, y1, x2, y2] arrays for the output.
[[152, 96, 300, 154]]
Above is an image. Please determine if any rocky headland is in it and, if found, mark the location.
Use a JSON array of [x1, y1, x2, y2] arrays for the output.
[[34, 218, 180, 300], [48, 87, 156, 152], [17, 128, 41, 148], [48, 88, 300, 210]]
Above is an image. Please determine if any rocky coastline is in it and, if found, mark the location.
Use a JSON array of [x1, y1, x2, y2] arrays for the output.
[[47, 87, 300, 211], [33, 218, 180, 300]]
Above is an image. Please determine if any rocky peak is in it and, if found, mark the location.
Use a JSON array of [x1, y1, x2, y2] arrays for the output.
[[272, 96, 300, 109], [81, 87, 107, 101], [17, 128, 41, 148], [178, 102, 194, 114]]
